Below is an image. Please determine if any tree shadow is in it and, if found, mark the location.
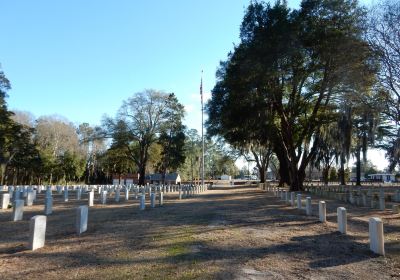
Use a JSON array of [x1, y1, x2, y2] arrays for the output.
[[0, 186, 393, 278]]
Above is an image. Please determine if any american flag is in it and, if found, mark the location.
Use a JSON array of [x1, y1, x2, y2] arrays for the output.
[[200, 70, 203, 105]]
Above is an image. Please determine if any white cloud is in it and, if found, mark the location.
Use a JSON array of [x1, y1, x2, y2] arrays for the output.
[[190, 93, 199, 100], [184, 104, 194, 113], [203, 92, 211, 101]]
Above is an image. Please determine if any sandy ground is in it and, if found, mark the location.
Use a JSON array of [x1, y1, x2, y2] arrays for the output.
[[1, 185, 400, 279]]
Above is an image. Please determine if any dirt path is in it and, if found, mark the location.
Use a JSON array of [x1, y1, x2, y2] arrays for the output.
[[1, 186, 400, 279]]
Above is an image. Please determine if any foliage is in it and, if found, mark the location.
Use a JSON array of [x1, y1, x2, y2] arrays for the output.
[[367, 0, 400, 171], [103, 90, 186, 185], [207, 0, 377, 190]]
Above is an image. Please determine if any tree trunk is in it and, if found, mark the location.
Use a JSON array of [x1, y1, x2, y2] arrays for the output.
[[356, 146, 361, 186], [138, 164, 146, 186], [322, 167, 329, 185], [289, 162, 305, 191], [161, 166, 167, 185], [259, 167, 266, 183], [0, 164, 5, 185], [275, 147, 290, 187], [278, 163, 290, 187], [339, 154, 346, 185]]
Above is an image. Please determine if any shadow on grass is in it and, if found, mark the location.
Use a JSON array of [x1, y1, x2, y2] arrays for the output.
[[11, 231, 376, 272], [0, 187, 391, 274]]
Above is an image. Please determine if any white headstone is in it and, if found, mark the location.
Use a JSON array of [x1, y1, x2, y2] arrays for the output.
[[2, 193, 10, 209], [369, 217, 385, 255], [319, 201, 326, 222], [115, 188, 120, 202], [29, 215, 47, 250], [101, 190, 107, 205], [76, 188, 82, 200], [306, 197, 312, 216], [64, 187, 69, 202], [12, 199, 24, 221], [44, 197, 53, 215], [140, 194, 145, 210], [297, 194, 302, 209], [337, 207, 347, 234], [125, 187, 129, 201], [159, 192, 164, 206], [88, 191, 94, 207], [76, 205, 88, 235], [26, 192, 34, 206], [150, 193, 155, 208], [46, 187, 52, 198], [13, 189, 20, 201], [290, 192, 295, 206]]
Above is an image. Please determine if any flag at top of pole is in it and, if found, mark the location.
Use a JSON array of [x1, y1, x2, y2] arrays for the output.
[[200, 70, 203, 105]]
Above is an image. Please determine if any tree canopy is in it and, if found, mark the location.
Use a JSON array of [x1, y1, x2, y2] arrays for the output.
[[207, 0, 377, 190]]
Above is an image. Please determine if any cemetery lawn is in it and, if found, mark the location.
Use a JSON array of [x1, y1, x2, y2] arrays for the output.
[[1, 185, 400, 279]]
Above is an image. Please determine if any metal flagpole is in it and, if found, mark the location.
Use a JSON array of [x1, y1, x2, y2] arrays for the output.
[[201, 71, 205, 188]]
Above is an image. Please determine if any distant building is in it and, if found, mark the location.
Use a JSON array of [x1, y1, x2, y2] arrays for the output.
[[368, 173, 396, 183], [112, 174, 138, 185], [220, 174, 231, 180], [112, 172, 181, 185], [148, 173, 181, 185]]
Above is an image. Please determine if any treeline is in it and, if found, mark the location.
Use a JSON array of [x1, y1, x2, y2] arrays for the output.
[[206, 0, 400, 190], [0, 77, 238, 185]]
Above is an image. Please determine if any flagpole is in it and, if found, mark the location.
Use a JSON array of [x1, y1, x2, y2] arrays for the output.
[[201, 71, 205, 188]]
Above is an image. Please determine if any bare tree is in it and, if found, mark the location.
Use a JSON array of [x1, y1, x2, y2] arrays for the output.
[[11, 110, 35, 127], [368, 0, 400, 170], [104, 89, 182, 185], [35, 115, 81, 183]]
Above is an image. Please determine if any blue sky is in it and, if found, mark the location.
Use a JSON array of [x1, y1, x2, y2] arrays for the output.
[[1, 0, 384, 169], [2, 0, 253, 131]]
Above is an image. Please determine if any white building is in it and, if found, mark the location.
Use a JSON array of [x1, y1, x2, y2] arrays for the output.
[[368, 173, 396, 183], [220, 174, 231, 180]]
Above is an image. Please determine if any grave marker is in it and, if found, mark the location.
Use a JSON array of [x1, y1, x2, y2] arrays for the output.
[[29, 215, 47, 250], [337, 207, 347, 234], [140, 194, 145, 210], [1, 193, 10, 209], [12, 199, 24, 221], [319, 201, 326, 222], [369, 217, 384, 255], [76, 206, 88, 235], [44, 197, 52, 215], [297, 194, 302, 209], [306, 197, 312, 216], [88, 191, 94, 207]]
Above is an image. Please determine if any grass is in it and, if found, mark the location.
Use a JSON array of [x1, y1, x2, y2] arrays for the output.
[[1, 186, 399, 279]]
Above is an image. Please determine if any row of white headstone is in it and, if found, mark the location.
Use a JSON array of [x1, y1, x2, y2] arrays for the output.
[[266, 186, 385, 256], [2, 184, 208, 218], [2, 183, 208, 251], [306, 185, 400, 210]]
